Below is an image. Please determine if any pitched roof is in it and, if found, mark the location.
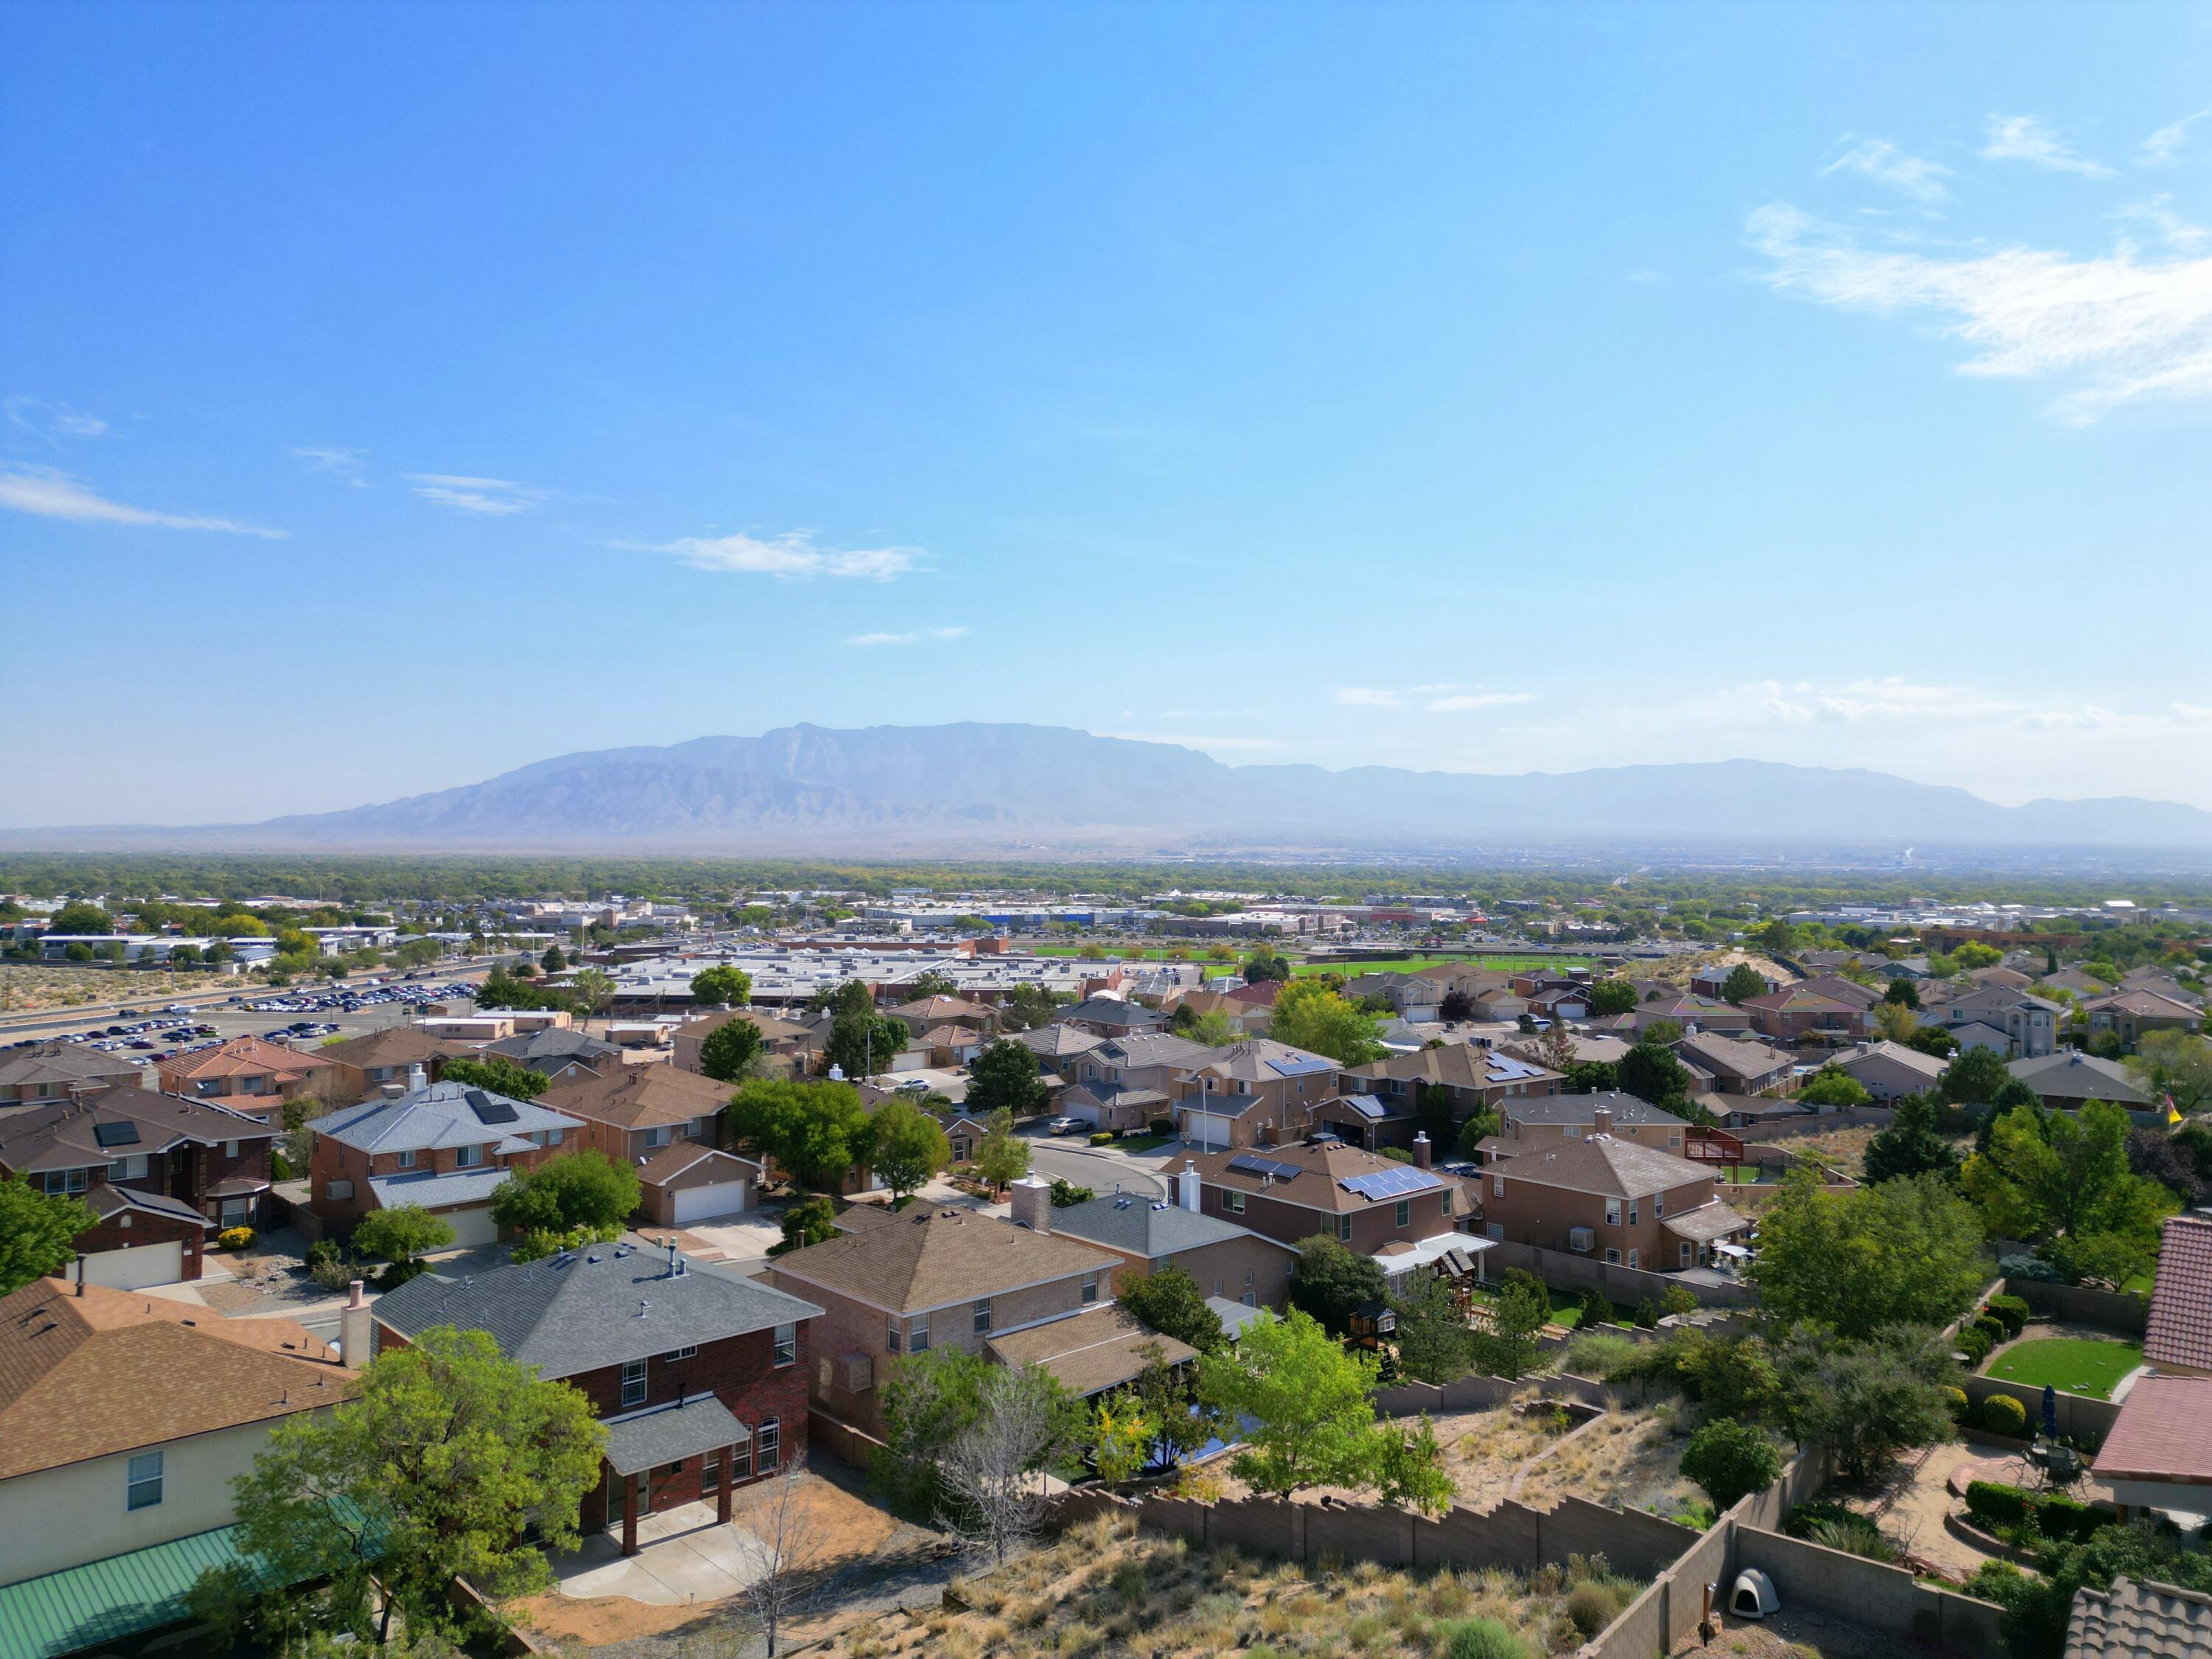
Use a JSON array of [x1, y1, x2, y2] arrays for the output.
[[2066, 1577, 2212, 1659], [83, 1180, 212, 1228], [1500, 1091, 1672, 1127], [1091, 1032, 1221, 1070], [1010, 1024, 1105, 1059], [1343, 1043, 1562, 1091], [1486, 1133, 1711, 1199], [984, 1304, 1198, 1397], [2094, 1375, 2212, 1487], [1199, 1039, 1340, 1084], [540, 1065, 731, 1132], [768, 1201, 1118, 1313], [2006, 1050, 2154, 1106], [0, 1046, 142, 1088], [2082, 990, 2204, 1020], [636, 1141, 759, 1186], [1673, 1032, 1794, 1076], [1182, 1141, 1474, 1214], [315, 1026, 463, 1070], [892, 994, 993, 1020], [1740, 987, 1865, 1017], [161, 1034, 330, 1082], [1838, 1040, 1948, 1082], [483, 1027, 622, 1068], [0, 1085, 274, 1176], [372, 1239, 821, 1377], [0, 1279, 345, 1480], [316, 1078, 580, 1155], [1051, 1193, 1295, 1261], [2144, 1215, 2212, 1375], [675, 1008, 812, 1045]]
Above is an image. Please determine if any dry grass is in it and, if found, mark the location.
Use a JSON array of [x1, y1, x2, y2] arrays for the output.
[[1781, 1124, 1879, 1180], [1509, 1399, 1700, 1521], [818, 1517, 1642, 1659], [0, 964, 159, 1013]]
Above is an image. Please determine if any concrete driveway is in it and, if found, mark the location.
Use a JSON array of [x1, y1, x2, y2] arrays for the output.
[[551, 1502, 765, 1605]]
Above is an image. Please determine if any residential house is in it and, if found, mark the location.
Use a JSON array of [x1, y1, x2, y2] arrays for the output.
[[372, 1241, 821, 1555], [1941, 988, 2062, 1058], [1161, 988, 1271, 1036], [1834, 1040, 1949, 1101], [765, 1197, 1133, 1436], [1007, 1021, 1105, 1079], [2119, 969, 2203, 1006], [1690, 964, 1777, 1000], [1070, 1032, 1220, 1135], [2062, 1574, 2212, 1659], [1963, 965, 2034, 992], [1671, 1032, 1797, 1096], [1168, 1138, 1476, 1256], [1696, 1093, 1816, 1131], [481, 1026, 622, 1083], [154, 1034, 336, 1120], [1335, 1043, 1563, 1144], [1180, 1039, 1340, 1150], [1949, 1020, 2016, 1056], [1473, 1112, 1749, 1270], [919, 1023, 987, 1066], [1051, 1189, 1298, 1311], [891, 994, 998, 1038], [2081, 990, 2205, 1047], [2039, 968, 2116, 999], [0, 1278, 347, 1590], [2006, 1051, 2154, 1112], [1054, 1082, 1172, 1135], [636, 1143, 761, 1227], [1735, 986, 1871, 1043], [0, 1043, 142, 1103], [671, 1008, 813, 1077], [1052, 995, 1169, 1038], [307, 1079, 583, 1244], [1482, 1092, 1693, 1158], [1629, 992, 1756, 1037], [2093, 1380, 2212, 1528], [1496, 1033, 1633, 1074], [2142, 1214, 2212, 1380], [540, 1065, 731, 1166], [316, 1026, 467, 1105], [1312, 1091, 1423, 1151], [0, 1085, 280, 1259]]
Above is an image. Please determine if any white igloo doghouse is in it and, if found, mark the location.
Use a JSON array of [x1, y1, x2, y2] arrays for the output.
[[1730, 1570, 1779, 1619]]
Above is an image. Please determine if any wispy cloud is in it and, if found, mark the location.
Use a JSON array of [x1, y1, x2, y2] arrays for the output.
[[1425, 692, 1537, 713], [1747, 202, 2212, 422], [1823, 138, 1952, 204], [407, 473, 551, 515], [2116, 195, 2211, 253], [2140, 111, 2210, 168], [0, 467, 285, 538], [844, 625, 968, 647], [293, 446, 368, 487], [633, 529, 922, 581], [6, 395, 105, 438], [1981, 114, 2113, 179]]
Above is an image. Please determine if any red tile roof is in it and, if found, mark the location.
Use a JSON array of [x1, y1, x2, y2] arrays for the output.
[[2145, 1215, 2212, 1375], [2096, 1376, 2212, 1487]]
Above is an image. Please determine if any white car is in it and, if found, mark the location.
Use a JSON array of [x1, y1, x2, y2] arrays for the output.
[[1046, 1116, 1088, 1136]]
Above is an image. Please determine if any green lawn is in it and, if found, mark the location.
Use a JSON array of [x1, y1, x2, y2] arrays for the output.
[[1983, 1336, 2145, 1400], [1290, 953, 1595, 977], [1110, 1133, 1176, 1152]]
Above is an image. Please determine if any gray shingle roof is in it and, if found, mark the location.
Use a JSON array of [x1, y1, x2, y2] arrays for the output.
[[1503, 1091, 1669, 1127], [1051, 1194, 1293, 1261], [369, 1168, 509, 1211], [317, 1080, 581, 1155], [602, 1393, 748, 1475], [372, 1238, 822, 1378]]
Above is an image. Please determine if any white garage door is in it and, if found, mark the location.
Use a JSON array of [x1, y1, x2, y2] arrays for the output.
[[439, 1207, 499, 1248], [82, 1241, 187, 1291], [1183, 1113, 1231, 1150], [672, 1182, 749, 1225]]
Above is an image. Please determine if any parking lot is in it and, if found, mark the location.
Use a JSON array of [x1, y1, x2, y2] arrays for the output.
[[2, 978, 483, 1069]]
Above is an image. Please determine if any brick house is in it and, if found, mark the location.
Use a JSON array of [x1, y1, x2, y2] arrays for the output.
[[0, 1085, 280, 1265], [891, 995, 999, 1038], [1834, 1040, 1949, 1102], [1007, 1023, 1105, 1081], [1051, 996, 1169, 1038], [1335, 1042, 1565, 1141], [1473, 1092, 1693, 1161], [372, 1240, 822, 1554], [2079, 990, 2205, 1047], [0, 1044, 142, 1103], [481, 1026, 623, 1083], [670, 1009, 813, 1079], [1735, 987, 1870, 1043], [1050, 1190, 1296, 1310], [315, 1027, 467, 1106], [1177, 1039, 1340, 1150], [635, 1143, 761, 1228], [766, 1195, 1176, 1438], [155, 1035, 337, 1120], [1073, 1032, 1220, 1127], [1168, 1138, 1476, 1256], [1672, 1032, 1797, 1096], [1473, 1110, 1749, 1270], [307, 1079, 583, 1245], [539, 1065, 731, 1166], [1939, 988, 2062, 1059]]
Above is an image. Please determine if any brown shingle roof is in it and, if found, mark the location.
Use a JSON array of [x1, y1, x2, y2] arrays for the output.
[[316, 1026, 464, 1070], [2095, 1375, 2212, 1487], [0, 1279, 347, 1480], [2145, 1216, 2212, 1375], [636, 1141, 759, 1188], [0, 1085, 274, 1176], [985, 1305, 1198, 1397], [163, 1034, 330, 1082], [768, 1202, 1118, 1314], [1486, 1133, 1711, 1200], [541, 1065, 731, 1133], [1183, 1141, 1476, 1214], [675, 1009, 811, 1045]]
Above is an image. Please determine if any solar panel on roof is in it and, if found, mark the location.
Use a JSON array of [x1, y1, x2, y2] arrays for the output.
[[94, 1119, 142, 1148], [1225, 1154, 1302, 1181], [468, 1091, 521, 1125], [1340, 1167, 1445, 1200], [1339, 1095, 1388, 1121]]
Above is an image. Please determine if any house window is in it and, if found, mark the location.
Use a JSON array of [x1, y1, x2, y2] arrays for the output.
[[886, 1321, 902, 1354], [1680, 1243, 1694, 1267], [1667, 1130, 1681, 1148], [702, 1456, 721, 1490], [732, 1435, 754, 1480], [1604, 1199, 1621, 1226], [621, 1358, 647, 1406], [1492, 1174, 1505, 1198], [1242, 1291, 1256, 1307], [973, 1299, 993, 1335], [1337, 1214, 1353, 1243], [109, 1155, 149, 1180], [1395, 1200, 1411, 1228], [396, 1149, 417, 1169], [909, 1315, 930, 1353], [1082, 1275, 1099, 1305], [126, 1451, 163, 1511], [546, 1127, 563, 1147], [646, 1126, 672, 1148], [773, 1323, 798, 1365], [1627, 1249, 1638, 1268], [666, 1345, 698, 1361], [223, 1139, 240, 1158], [757, 1419, 780, 1473], [456, 1144, 482, 1169], [1652, 1193, 1663, 1218], [1627, 1205, 1638, 1226], [43, 1169, 88, 1196], [1222, 1190, 1245, 1214], [1604, 1248, 1621, 1265]]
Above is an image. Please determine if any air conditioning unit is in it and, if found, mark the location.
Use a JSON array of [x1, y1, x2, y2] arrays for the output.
[[1568, 1226, 1595, 1253], [838, 1352, 875, 1393]]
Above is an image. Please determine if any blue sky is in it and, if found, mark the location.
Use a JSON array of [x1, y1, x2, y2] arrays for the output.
[[7, 1, 2212, 825]]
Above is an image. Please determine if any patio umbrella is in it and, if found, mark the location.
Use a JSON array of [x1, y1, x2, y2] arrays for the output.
[[2042, 1384, 2059, 1439]]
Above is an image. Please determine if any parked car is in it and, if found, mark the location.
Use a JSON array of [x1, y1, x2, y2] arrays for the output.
[[1046, 1116, 1087, 1136]]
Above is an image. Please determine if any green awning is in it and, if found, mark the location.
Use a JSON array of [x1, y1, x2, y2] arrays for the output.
[[0, 1526, 249, 1659]]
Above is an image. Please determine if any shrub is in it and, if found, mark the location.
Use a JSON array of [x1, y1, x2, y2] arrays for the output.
[[218, 1226, 254, 1251], [1942, 1385, 1970, 1421], [1999, 1254, 2065, 1282], [1681, 1418, 1784, 1509], [1973, 1314, 2006, 1348], [1986, 1294, 2031, 1338], [1966, 1480, 2031, 1529], [2036, 1493, 2111, 1544], [305, 1237, 341, 1270], [1958, 1325, 1994, 1366], [1563, 1583, 1621, 1638], [1089, 1132, 1116, 1146], [1805, 1514, 1900, 1562], [1560, 1331, 1641, 1380], [1150, 1117, 1176, 1136], [1438, 1618, 1528, 1659], [1979, 1394, 2028, 1436], [1633, 1297, 1661, 1329]]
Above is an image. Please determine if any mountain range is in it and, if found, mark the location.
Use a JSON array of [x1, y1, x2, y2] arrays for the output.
[[7, 723, 2211, 858]]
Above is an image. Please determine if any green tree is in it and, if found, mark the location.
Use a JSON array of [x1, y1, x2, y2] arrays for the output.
[[2129, 1030, 2212, 1115], [1758, 919, 1798, 955], [773, 1194, 839, 1254], [1288, 1234, 1388, 1336], [1587, 978, 1639, 1016], [219, 1326, 605, 1644], [964, 1038, 1050, 1117], [1938, 1046, 2015, 1106], [1907, 1022, 1958, 1059], [1797, 1065, 1873, 1108], [902, 970, 959, 1001], [1777, 1326, 1957, 1482], [728, 1079, 879, 1191], [49, 900, 114, 934], [351, 1206, 455, 1284], [1721, 964, 1769, 1005], [568, 968, 615, 1017], [973, 1107, 1032, 1191], [540, 944, 566, 973], [1455, 1105, 1501, 1160], [1091, 1395, 1153, 1488], [489, 1150, 640, 1239], [1748, 1169, 1986, 1338], [1268, 978, 1386, 1065], [689, 965, 753, 1007], [1680, 1417, 1784, 1509], [1195, 1307, 1383, 1499], [1618, 1040, 1693, 1111], [1117, 1263, 1227, 1354], [698, 1015, 769, 1082], [869, 1096, 951, 1202], [1883, 977, 1920, 1009], [0, 1174, 94, 1295], [1962, 1101, 2177, 1284], [1470, 1269, 1551, 1379], [437, 1054, 549, 1100], [1242, 949, 1293, 984], [1863, 1093, 1962, 1185], [1391, 1270, 1478, 1385]]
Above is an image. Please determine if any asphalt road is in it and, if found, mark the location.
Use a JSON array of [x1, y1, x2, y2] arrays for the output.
[[1020, 1132, 1170, 1200]]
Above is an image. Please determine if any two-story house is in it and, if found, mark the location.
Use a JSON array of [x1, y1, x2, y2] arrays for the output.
[[1942, 988, 2062, 1059], [1069, 1032, 1221, 1135], [480, 1026, 623, 1083], [671, 1009, 814, 1079], [765, 1197, 1178, 1437], [372, 1240, 823, 1555], [1672, 1032, 1798, 1096], [154, 1035, 336, 1120], [1169, 1138, 1477, 1256], [2079, 990, 2204, 1048], [1051, 995, 1170, 1038], [1335, 1042, 1565, 1144], [1473, 1110, 1749, 1270], [307, 1077, 583, 1245], [540, 1065, 730, 1165], [1051, 1189, 1297, 1311], [891, 994, 999, 1038], [0, 1043, 142, 1102], [1736, 986, 1871, 1043], [0, 1086, 280, 1283], [315, 1026, 467, 1106], [1178, 1039, 1340, 1150], [1478, 1091, 1692, 1159], [1007, 1022, 1105, 1080]]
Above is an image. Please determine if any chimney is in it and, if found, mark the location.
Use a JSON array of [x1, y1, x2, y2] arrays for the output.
[[339, 1279, 370, 1368], [406, 1062, 428, 1092], [75, 1253, 87, 1295], [664, 1236, 681, 1278], [1180, 1159, 1201, 1212], [1593, 1105, 1613, 1136], [1411, 1132, 1433, 1169], [1009, 1172, 1053, 1232]]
